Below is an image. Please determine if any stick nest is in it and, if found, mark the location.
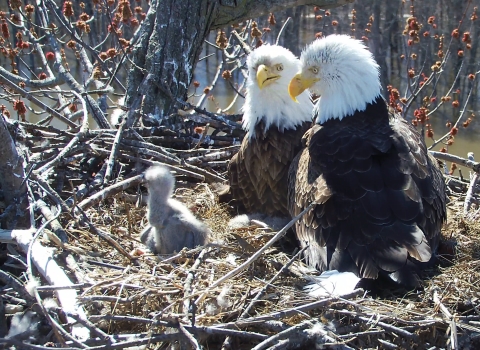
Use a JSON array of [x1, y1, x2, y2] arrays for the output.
[[2, 118, 480, 349]]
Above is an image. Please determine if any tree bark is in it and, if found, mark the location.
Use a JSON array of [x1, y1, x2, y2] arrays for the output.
[[212, 0, 354, 29], [0, 116, 30, 229], [126, 0, 353, 119]]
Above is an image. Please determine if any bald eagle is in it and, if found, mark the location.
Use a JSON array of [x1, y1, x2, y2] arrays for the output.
[[288, 35, 446, 287], [226, 44, 313, 216]]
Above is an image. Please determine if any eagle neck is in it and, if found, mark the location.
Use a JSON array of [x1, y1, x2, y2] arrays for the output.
[[242, 89, 313, 140], [314, 85, 381, 125], [318, 96, 389, 128]]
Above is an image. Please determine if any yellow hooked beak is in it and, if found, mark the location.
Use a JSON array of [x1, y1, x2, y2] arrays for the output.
[[256, 64, 280, 89], [288, 73, 319, 102]]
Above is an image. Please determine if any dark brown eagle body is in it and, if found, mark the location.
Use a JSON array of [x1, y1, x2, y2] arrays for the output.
[[229, 120, 310, 216], [288, 97, 446, 285]]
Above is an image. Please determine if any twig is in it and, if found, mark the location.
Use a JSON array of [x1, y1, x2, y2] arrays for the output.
[[449, 319, 459, 350], [260, 289, 362, 322], [241, 247, 306, 318], [186, 326, 268, 340], [185, 147, 240, 165], [35, 199, 68, 243], [103, 120, 127, 183], [252, 320, 312, 350], [81, 333, 183, 349], [176, 99, 242, 129], [97, 153, 208, 182], [0, 73, 77, 128], [89, 315, 156, 324], [40, 2, 113, 128], [433, 289, 458, 349], [464, 153, 479, 215], [430, 151, 480, 172], [12, 226, 90, 341], [217, 290, 363, 329], [103, 72, 151, 182], [48, 315, 88, 348], [377, 339, 398, 349], [178, 323, 202, 350], [36, 283, 91, 291], [183, 162, 226, 183], [110, 139, 226, 182], [183, 248, 209, 326], [464, 172, 479, 215], [64, 311, 115, 344], [220, 77, 246, 113], [30, 175, 72, 218], [0, 269, 36, 305], [357, 316, 418, 340], [195, 203, 315, 305], [87, 317, 270, 340], [275, 17, 291, 45], [156, 245, 207, 264], [26, 201, 61, 279], [34, 91, 88, 175], [76, 208, 136, 261], [77, 174, 144, 210], [120, 138, 181, 163], [0, 338, 74, 350], [79, 295, 133, 303], [231, 30, 252, 55], [195, 62, 223, 109], [428, 66, 475, 150]]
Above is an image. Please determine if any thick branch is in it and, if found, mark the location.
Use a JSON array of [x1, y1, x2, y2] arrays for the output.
[[0, 116, 30, 229], [212, 0, 354, 29], [127, 0, 352, 121], [430, 151, 480, 172]]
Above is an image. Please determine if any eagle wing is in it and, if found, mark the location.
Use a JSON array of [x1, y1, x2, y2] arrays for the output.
[[288, 124, 333, 270], [229, 122, 310, 216], [288, 100, 447, 286]]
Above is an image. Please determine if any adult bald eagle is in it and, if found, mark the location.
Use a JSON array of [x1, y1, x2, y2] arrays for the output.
[[226, 44, 313, 216], [288, 35, 446, 287]]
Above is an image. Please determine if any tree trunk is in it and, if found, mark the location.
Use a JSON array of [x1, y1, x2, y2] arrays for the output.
[[126, 0, 353, 119], [282, 6, 306, 56], [0, 116, 30, 229]]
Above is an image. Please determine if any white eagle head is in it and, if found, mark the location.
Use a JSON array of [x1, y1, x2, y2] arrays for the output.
[[242, 44, 313, 139], [289, 34, 381, 124]]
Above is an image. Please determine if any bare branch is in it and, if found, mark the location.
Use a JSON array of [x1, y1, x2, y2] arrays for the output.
[[212, 0, 354, 29]]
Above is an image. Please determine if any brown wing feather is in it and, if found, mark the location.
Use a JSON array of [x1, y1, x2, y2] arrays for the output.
[[288, 143, 333, 270], [228, 121, 310, 216], [288, 97, 447, 286]]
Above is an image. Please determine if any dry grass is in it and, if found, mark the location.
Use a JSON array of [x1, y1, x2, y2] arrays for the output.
[[47, 182, 480, 349]]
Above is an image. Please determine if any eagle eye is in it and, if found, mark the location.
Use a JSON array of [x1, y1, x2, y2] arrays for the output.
[[311, 67, 319, 74], [276, 64, 283, 72]]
